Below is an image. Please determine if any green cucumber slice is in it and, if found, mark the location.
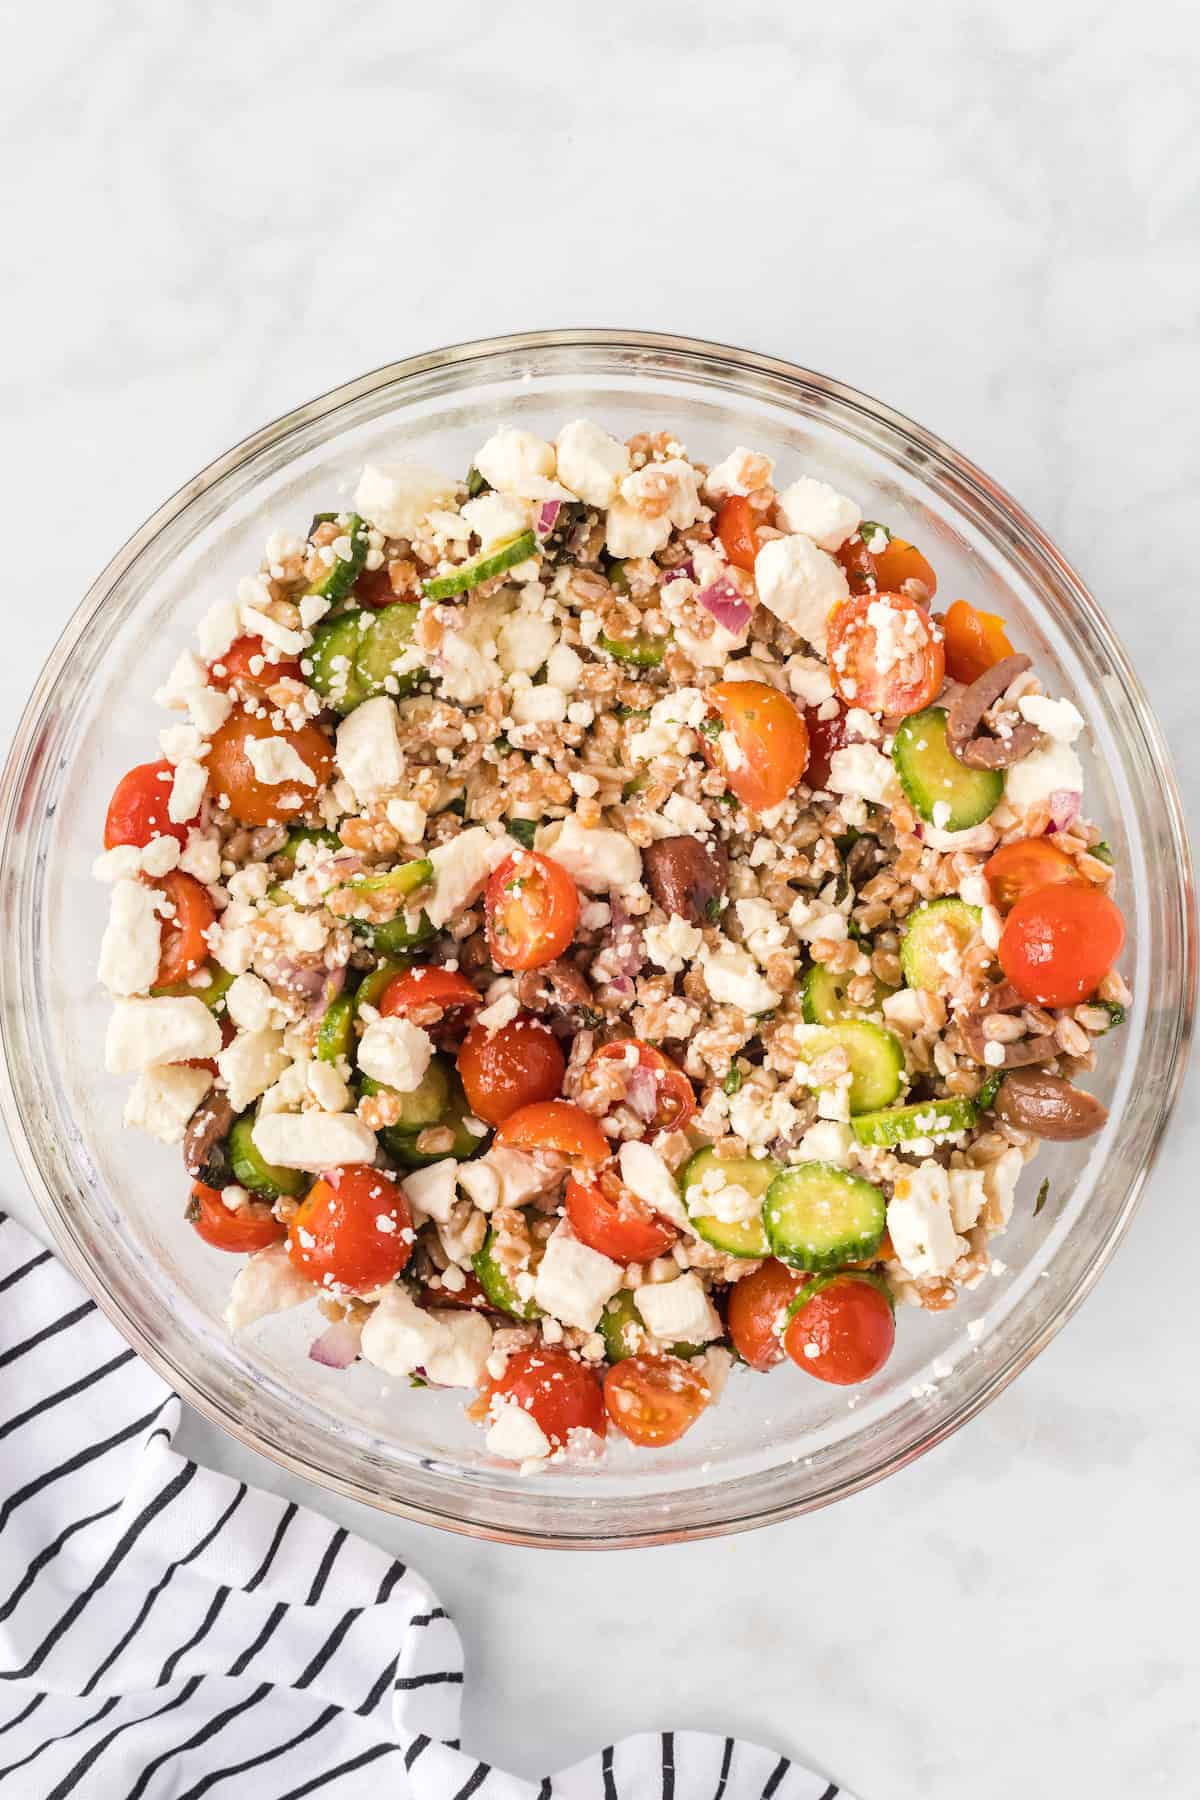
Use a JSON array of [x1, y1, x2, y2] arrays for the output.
[[152, 963, 235, 1014], [472, 1225, 543, 1321], [347, 857, 433, 901], [305, 610, 372, 712], [316, 993, 355, 1066], [763, 1162, 886, 1271], [851, 1096, 977, 1146], [382, 1076, 488, 1167], [598, 631, 666, 668], [343, 858, 436, 955], [421, 531, 537, 600], [279, 826, 340, 870], [353, 602, 421, 699], [228, 1113, 305, 1200], [353, 957, 411, 1014], [598, 1289, 702, 1362], [305, 512, 369, 601], [799, 1019, 906, 1115], [679, 1147, 773, 1258], [801, 964, 894, 1025], [899, 897, 981, 992], [360, 1057, 450, 1131], [892, 707, 1004, 830], [606, 559, 631, 595]]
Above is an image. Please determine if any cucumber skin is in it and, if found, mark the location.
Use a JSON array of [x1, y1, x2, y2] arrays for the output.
[[899, 898, 981, 992], [801, 1019, 906, 1115], [422, 531, 537, 600], [228, 1114, 305, 1200], [353, 602, 421, 699], [599, 1289, 702, 1362], [851, 1096, 977, 1146], [785, 1268, 895, 1326], [306, 512, 369, 602], [360, 1058, 450, 1131], [763, 1161, 887, 1272], [382, 1077, 488, 1168], [152, 963, 234, 1014], [801, 964, 894, 1026], [472, 1228, 543, 1321], [892, 707, 1004, 830], [353, 957, 411, 1014], [316, 994, 355, 1066], [680, 1147, 773, 1259], [306, 611, 371, 712], [597, 632, 666, 668]]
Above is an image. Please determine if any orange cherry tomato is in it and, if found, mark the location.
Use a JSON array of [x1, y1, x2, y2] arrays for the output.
[[104, 760, 195, 850], [826, 591, 945, 716], [604, 1354, 711, 1447], [286, 1165, 413, 1294], [998, 884, 1125, 1007], [494, 1100, 610, 1168], [782, 1274, 895, 1385], [188, 1181, 285, 1254], [380, 967, 481, 1022], [153, 871, 216, 987], [584, 1040, 696, 1133], [457, 1016, 566, 1126], [564, 1171, 679, 1265], [870, 536, 937, 599], [943, 598, 1014, 687], [486, 1345, 606, 1449], [983, 838, 1085, 911], [209, 634, 303, 691], [485, 850, 579, 972], [704, 680, 809, 813], [801, 702, 849, 792], [205, 707, 335, 828], [726, 1259, 808, 1371], [715, 495, 762, 573]]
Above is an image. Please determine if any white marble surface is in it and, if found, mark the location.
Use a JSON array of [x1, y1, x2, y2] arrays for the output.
[[3, 2, 1198, 1793]]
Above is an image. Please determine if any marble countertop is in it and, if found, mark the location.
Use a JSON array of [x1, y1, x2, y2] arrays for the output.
[[3, 3, 1197, 1793]]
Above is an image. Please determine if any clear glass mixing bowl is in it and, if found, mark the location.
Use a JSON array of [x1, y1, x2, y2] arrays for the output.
[[0, 331, 1192, 1547]]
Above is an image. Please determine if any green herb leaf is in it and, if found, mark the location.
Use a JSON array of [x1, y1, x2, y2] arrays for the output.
[[1091, 840, 1115, 866], [704, 896, 723, 922], [723, 1065, 744, 1095], [466, 465, 487, 498], [1033, 1178, 1050, 1217], [977, 1070, 1004, 1109], [699, 716, 722, 741], [506, 818, 537, 849], [1100, 1000, 1126, 1029], [859, 520, 892, 546]]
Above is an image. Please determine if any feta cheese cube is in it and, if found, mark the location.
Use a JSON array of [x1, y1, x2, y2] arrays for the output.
[[457, 1145, 555, 1214], [497, 603, 557, 678], [642, 914, 703, 974], [555, 420, 631, 508], [335, 696, 405, 804], [98, 879, 163, 996], [425, 827, 514, 927], [777, 476, 862, 551], [486, 1399, 551, 1464], [168, 759, 206, 824], [796, 1120, 853, 1165], [187, 686, 234, 737], [699, 942, 781, 1014], [887, 1162, 967, 1279], [401, 1158, 459, 1224], [225, 1242, 316, 1330], [533, 1229, 623, 1331], [354, 462, 457, 539], [703, 445, 774, 500], [753, 535, 848, 653], [510, 684, 567, 726], [139, 835, 181, 879], [197, 599, 240, 662], [226, 972, 277, 1033], [634, 1273, 722, 1345], [462, 492, 532, 548], [105, 997, 221, 1073], [786, 655, 836, 708], [244, 736, 317, 787], [534, 815, 640, 892], [251, 1111, 377, 1172], [385, 798, 427, 841], [422, 1309, 493, 1388], [217, 1029, 290, 1113], [948, 1167, 987, 1232], [617, 1140, 689, 1229], [123, 1065, 212, 1144], [545, 642, 583, 692], [307, 1060, 351, 1113], [360, 1283, 492, 1387], [1017, 693, 1084, 743], [1004, 740, 1084, 814], [474, 429, 556, 494], [356, 1016, 433, 1093], [826, 743, 899, 806], [982, 1146, 1024, 1227], [154, 650, 207, 712]]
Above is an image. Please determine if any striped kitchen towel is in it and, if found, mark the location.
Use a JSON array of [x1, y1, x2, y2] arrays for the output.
[[0, 1212, 851, 1799]]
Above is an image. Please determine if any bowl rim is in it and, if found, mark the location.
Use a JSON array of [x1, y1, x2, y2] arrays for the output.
[[1, 328, 1194, 1548]]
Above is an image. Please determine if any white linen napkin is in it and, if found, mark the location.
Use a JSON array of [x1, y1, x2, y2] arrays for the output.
[[0, 1211, 852, 1799]]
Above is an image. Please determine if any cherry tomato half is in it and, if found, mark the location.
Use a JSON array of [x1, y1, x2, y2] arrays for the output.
[[485, 850, 580, 972], [457, 1016, 566, 1126], [583, 1040, 696, 1133], [286, 1165, 413, 1294], [943, 598, 1015, 687], [494, 1100, 610, 1168], [715, 495, 762, 574], [104, 760, 195, 850], [999, 884, 1125, 1007], [801, 702, 849, 792], [486, 1345, 606, 1450], [783, 1273, 895, 1385], [153, 870, 216, 987], [826, 591, 945, 717], [604, 1354, 711, 1447], [189, 1181, 285, 1254], [726, 1259, 808, 1371], [704, 680, 809, 813], [983, 838, 1084, 912], [205, 707, 335, 828], [380, 967, 481, 1022], [565, 1171, 679, 1264], [209, 634, 303, 691]]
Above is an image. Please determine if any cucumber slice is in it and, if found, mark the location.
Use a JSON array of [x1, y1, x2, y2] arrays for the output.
[[346, 857, 433, 902], [472, 1226, 543, 1321], [679, 1147, 773, 1258], [598, 1289, 703, 1362], [305, 512, 369, 601], [353, 957, 411, 1014], [152, 962, 235, 1014], [383, 1076, 488, 1168], [422, 531, 537, 600], [801, 964, 894, 1025], [606, 559, 631, 595], [763, 1162, 886, 1271], [343, 858, 436, 955], [799, 1019, 906, 1115], [851, 1096, 977, 1146], [305, 610, 372, 712], [279, 826, 340, 870], [899, 898, 981, 992], [353, 602, 421, 699], [360, 1057, 451, 1131], [598, 631, 666, 668], [892, 707, 1004, 830], [317, 993, 355, 1066], [228, 1112, 305, 1200]]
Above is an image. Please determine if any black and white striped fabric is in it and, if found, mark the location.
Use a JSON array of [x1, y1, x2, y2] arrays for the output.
[[0, 1212, 851, 1799]]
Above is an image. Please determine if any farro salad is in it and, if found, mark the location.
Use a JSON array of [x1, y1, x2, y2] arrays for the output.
[[97, 420, 1129, 1470]]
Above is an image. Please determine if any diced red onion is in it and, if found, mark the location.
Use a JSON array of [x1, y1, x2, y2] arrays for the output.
[[1045, 790, 1082, 833], [308, 1315, 362, 1369], [625, 1063, 660, 1122], [662, 559, 695, 585], [696, 578, 751, 636], [535, 499, 562, 538]]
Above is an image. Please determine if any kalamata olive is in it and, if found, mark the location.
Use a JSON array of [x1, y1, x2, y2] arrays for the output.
[[994, 1070, 1108, 1140], [182, 1091, 235, 1186], [642, 835, 728, 922], [946, 655, 1042, 769]]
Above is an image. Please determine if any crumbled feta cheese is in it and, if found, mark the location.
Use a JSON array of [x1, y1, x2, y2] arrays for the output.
[[510, 684, 567, 726], [240, 606, 305, 658], [546, 642, 583, 691], [138, 836, 181, 879], [617, 1141, 689, 1229], [843, 707, 882, 742], [422, 1309, 493, 1388], [1004, 740, 1084, 813], [533, 1229, 623, 1331], [628, 686, 708, 762], [475, 429, 556, 494], [462, 492, 532, 548], [703, 445, 774, 501], [642, 914, 703, 974], [662, 793, 711, 835], [401, 1158, 459, 1224], [179, 830, 222, 885], [155, 650, 208, 712], [796, 1120, 854, 1165], [635, 1273, 722, 1345], [555, 419, 631, 508], [497, 603, 556, 678], [251, 1111, 377, 1172], [217, 1028, 290, 1113], [105, 997, 221, 1073], [92, 845, 144, 883], [475, 990, 522, 1032], [826, 744, 899, 806], [354, 462, 457, 539], [357, 1016, 433, 1093], [535, 815, 640, 892], [887, 1162, 967, 1278], [98, 879, 162, 996], [197, 599, 240, 662], [226, 972, 279, 1032], [1017, 693, 1084, 743], [123, 1065, 212, 1144], [425, 828, 513, 927], [168, 759, 206, 824], [882, 989, 925, 1030], [225, 1243, 316, 1330], [786, 656, 836, 708], [187, 686, 234, 737], [458, 1145, 555, 1215], [753, 535, 849, 654], [777, 476, 862, 551], [307, 1060, 351, 1113], [385, 798, 427, 841], [486, 1399, 552, 1464], [700, 943, 781, 1014], [982, 1146, 1024, 1227], [335, 697, 405, 804], [244, 736, 317, 787], [948, 1168, 987, 1232], [606, 460, 702, 559]]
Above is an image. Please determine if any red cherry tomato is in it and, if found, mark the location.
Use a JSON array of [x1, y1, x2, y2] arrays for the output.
[[826, 591, 945, 716], [726, 1259, 808, 1371], [209, 634, 303, 691], [983, 838, 1085, 911], [189, 1181, 285, 1254], [205, 707, 335, 828], [457, 1016, 566, 1126], [486, 1345, 606, 1450], [286, 1165, 413, 1294], [485, 850, 579, 972], [583, 1040, 696, 1132], [704, 680, 809, 813], [783, 1273, 896, 1385], [835, 534, 878, 594], [104, 760, 195, 850], [999, 884, 1125, 1007], [715, 496, 762, 573], [801, 702, 849, 792], [494, 1100, 610, 1168], [380, 967, 481, 1022], [943, 599, 1014, 687], [153, 871, 216, 988], [871, 536, 937, 599], [564, 1171, 679, 1265], [603, 1354, 711, 1447]]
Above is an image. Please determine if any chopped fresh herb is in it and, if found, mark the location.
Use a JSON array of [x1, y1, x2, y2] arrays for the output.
[[859, 520, 892, 545], [1034, 1178, 1050, 1217], [1099, 1000, 1126, 1029], [833, 829, 861, 856], [614, 704, 650, 721], [446, 795, 466, 818], [977, 1069, 1004, 1109], [723, 1065, 744, 1095], [699, 716, 722, 741], [408, 1374, 429, 1389], [1091, 840, 1115, 866], [719, 793, 739, 809], [577, 1006, 604, 1030], [466, 465, 487, 498], [507, 817, 537, 849], [846, 919, 871, 946], [704, 896, 723, 922]]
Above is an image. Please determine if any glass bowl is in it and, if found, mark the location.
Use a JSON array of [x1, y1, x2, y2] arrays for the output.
[[0, 331, 1192, 1548]]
